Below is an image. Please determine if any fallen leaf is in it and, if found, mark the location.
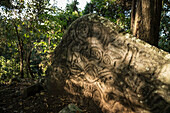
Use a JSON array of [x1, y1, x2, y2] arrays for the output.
[[19, 102, 22, 105], [24, 107, 30, 110], [45, 103, 48, 108], [8, 105, 13, 109], [44, 98, 47, 102], [40, 92, 45, 95]]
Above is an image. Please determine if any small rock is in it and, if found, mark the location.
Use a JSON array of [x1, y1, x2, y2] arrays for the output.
[[24, 107, 30, 110], [23, 83, 44, 98], [59, 104, 84, 113], [8, 105, 13, 109], [14, 110, 18, 113]]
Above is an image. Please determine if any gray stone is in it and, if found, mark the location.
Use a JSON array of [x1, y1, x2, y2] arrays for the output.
[[59, 104, 84, 113], [46, 14, 170, 113]]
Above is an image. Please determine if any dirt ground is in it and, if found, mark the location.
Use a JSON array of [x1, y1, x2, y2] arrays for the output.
[[0, 78, 88, 113]]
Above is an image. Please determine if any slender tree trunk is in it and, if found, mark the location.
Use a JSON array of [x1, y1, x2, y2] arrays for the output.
[[26, 48, 34, 78], [131, 0, 136, 31], [130, 0, 162, 47], [48, 37, 51, 50], [14, 23, 24, 78]]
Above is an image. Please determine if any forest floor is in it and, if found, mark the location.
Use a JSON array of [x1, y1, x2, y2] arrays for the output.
[[0, 78, 88, 113]]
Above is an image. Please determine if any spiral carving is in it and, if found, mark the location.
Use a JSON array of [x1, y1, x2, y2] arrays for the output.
[[75, 22, 90, 42], [84, 63, 98, 82], [90, 47, 103, 61], [92, 24, 102, 38]]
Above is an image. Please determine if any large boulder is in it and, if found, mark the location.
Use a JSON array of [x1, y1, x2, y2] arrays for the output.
[[46, 14, 170, 113]]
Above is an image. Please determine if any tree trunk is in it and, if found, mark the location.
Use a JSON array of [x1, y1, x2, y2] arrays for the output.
[[26, 48, 34, 78], [48, 37, 51, 50], [130, 0, 162, 47], [14, 23, 24, 78]]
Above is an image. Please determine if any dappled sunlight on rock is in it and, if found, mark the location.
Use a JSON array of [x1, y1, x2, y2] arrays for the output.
[[46, 14, 170, 113]]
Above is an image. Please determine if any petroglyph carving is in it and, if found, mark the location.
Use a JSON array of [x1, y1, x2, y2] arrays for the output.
[[46, 14, 170, 113]]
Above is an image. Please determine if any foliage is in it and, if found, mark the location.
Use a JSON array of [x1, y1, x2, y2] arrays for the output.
[[0, 0, 169, 83], [0, 0, 13, 9], [0, 56, 20, 83], [0, 1, 53, 82], [0, 0, 82, 83], [57, 0, 82, 30], [159, 0, 170, 52], [83, 0, 131, 32]]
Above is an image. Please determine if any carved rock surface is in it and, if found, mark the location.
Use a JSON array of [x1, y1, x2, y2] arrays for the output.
[[46, 14, 170, 113]]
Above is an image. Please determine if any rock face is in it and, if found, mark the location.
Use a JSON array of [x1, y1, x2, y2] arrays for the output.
[[46, 14, 170, 113]]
